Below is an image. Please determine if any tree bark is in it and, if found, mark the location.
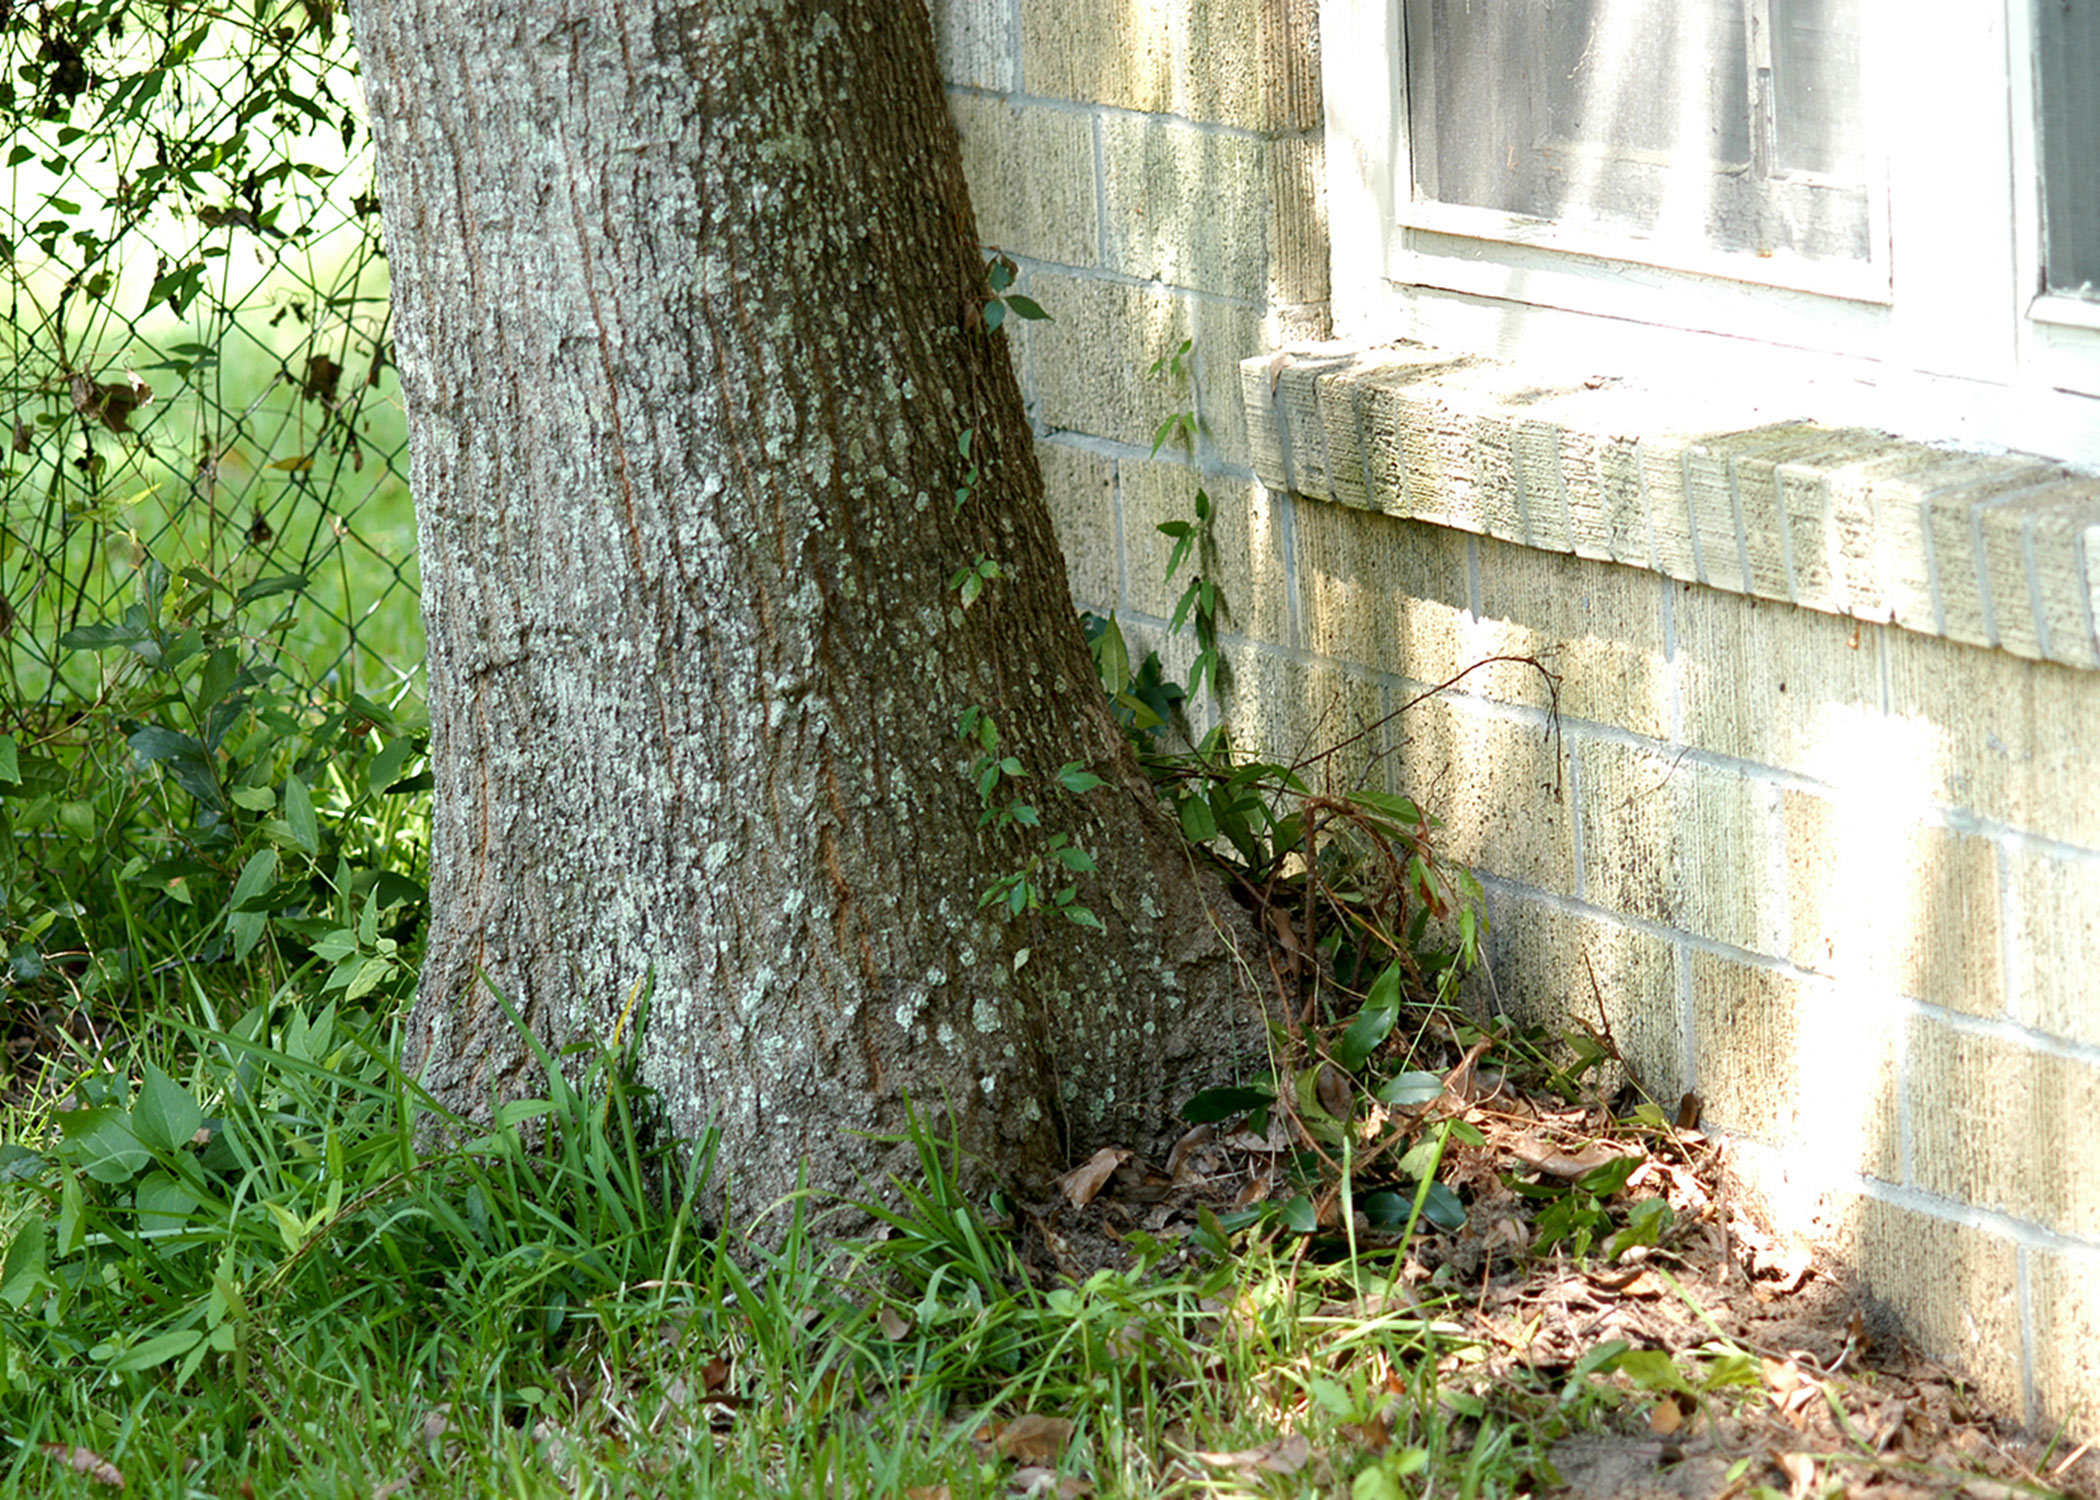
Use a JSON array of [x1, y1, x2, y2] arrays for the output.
[[348, 0, 1263, 1216]]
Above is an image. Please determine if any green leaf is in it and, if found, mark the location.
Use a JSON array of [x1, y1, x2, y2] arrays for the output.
[[982, 299, 1007, 334], [228, 849, 279, 913], [285, 773, 321, 852], [108, 1329, 203, 1374], [1376, 1071, 1445, 1108], [1055, 764, 1104, 794], [56, 1107, 150, 1185], [1606, 1349, 1695, 1395], [133, 1062, 203, 1153], [1178, 796, 1217, 843], [0, 1223, 45, 1310], [1003, 294, 1050, 321], [1180, 1084, 1275, 1124], [1575, 1153, 1643, 1198], [1346, 788, 1426, 827], [1334, 962, 1406, 1071], [0, 1144, 43, 1182], [0, 736, 15, 786]]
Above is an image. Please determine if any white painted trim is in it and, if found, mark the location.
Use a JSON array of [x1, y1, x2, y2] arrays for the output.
[[1319, 0, 2100, 467]]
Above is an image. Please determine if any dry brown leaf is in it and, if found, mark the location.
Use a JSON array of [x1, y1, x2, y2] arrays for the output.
[[42, 1445, 125, 1489], [994, 1414, 1075, 1466], [1193, 1433, 1311, 1475], [1056, 1148, 1128, 1209], [1648, 1393, 1687, 1436], [1009, 1466, 1093, 1497], [1165, 1123, 1213, 1181], [903, 1486, 951, 1500], [1775, 1450, 1816, 1500], [1501, 1130, 1642, 1180], [877, 1305, 912, 1340], [1315, 1063, 1353, 1120]]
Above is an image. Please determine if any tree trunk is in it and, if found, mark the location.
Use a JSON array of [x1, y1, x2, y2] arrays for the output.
[[348, 0, 1263, 1216]]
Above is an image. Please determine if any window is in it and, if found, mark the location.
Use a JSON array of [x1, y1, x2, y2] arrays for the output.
[[1320, 0, 2100, 462], [2037, 0, 2100, 300], [1403, 1, 1872, 275]]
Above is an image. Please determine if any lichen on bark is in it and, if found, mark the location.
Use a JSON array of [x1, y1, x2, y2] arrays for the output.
[[348, 0, 1266, 1222]]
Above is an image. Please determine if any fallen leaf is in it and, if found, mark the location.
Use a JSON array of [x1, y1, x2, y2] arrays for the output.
[[1009, 1466, 1092, 1497], [903, 1486, 951, 1500], [1057, 1148, 1128, 1209], [877, 1305, 912, 1340], [43, 1445, 125, 1488], [1648, 1393, 1687, 1436], [1192, 1433, 1311, 1475], [1165, 1123, 1213, 1180], [1502, 1131, 1642, 1180], [1775, 1450, 1816, 1500], [993, 1414, 1075, 1466], [1315, 1063, 1353, 1120]]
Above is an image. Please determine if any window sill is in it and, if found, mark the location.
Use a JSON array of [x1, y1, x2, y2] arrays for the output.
[[1242, 343, 2100, 672]]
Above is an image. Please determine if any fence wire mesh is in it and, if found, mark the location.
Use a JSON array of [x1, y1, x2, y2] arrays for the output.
[[2, 0, 419, 733]]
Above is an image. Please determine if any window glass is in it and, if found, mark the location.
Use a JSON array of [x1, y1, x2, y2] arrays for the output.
[[1403, 0, 1869, 263], [2038, 0, 2100, 298]]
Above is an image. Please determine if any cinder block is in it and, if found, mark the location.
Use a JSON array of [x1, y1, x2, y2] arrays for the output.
[[1027, 273, 1192, 450], [1354, 364, 1561, 543], [1907, 1018, 2100, 1239], [1638, 431, 1705, 584], [1119, 465, 1289, 646], [2030, 1250, 2100, 1438], [932, 0, 1014, 88], [1019, 0, 1264, 128], [950, 96, 1100, 268], [2006, 850, 2100, 1047], [1292, 505, 1469, 681], [1256, 0, 1320, 133], [1783, 792, 2003, 1016], [1832, 1194, 2025, 1419], [1470, 537, 1670, 739], [1975, 480, 2100, 668], [1510, 417, 1575, 555], [1475, 894, 1683, 1103], [1767, 430, 1908, 616], [1847, 448, 2007, 633], [1037, 442, 1116, 611], [1680, 425, 1824, 599], [1578, 739, 1784, 953], [1265, 135, 1328, 308], [1219, 644, 1388, 791], [1688, 953, 1900, 1180], [1921, 461, 2064, 649], [1396, 695, 1574, 894], [1884, 629, 2100, 850], [1191, 298, 1265, 468], [1101, 118, 1267, 300], [1501, 402, 1651, 567], [1674, 588, 1883, 779]]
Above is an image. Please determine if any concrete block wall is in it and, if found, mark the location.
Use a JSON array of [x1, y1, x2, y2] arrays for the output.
[[934, 0, 2100, 1441], [1241, 345, 2100, 1433], [931, 0, 1326, 595]]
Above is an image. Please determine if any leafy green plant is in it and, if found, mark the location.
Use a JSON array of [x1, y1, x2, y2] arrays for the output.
[[978, 251, 1050, 335], [2, 554, 427, 1014]]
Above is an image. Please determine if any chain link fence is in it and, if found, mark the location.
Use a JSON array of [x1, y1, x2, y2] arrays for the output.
[[2, 0, 418, 724], [0, 1, 425, 1002]]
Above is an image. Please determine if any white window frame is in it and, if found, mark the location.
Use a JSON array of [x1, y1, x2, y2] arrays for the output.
[[1320, 0, 2100, 462]]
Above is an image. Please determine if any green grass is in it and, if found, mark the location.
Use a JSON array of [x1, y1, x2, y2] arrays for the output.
[[0, 979, 1578, 1500]]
